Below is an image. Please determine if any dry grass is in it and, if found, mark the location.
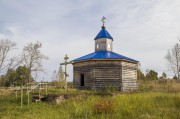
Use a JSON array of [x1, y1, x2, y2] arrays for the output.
[[93, 97, 116, 114], [0, 88, 14, 96], [139, 79, 180, 92]]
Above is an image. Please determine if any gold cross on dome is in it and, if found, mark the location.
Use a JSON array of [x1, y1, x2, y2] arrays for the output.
[[101, 16, 106, 26]]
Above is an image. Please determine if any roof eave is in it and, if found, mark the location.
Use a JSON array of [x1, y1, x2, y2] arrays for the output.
[[94, 37, 113, 40], [72, 58, 139, 64]]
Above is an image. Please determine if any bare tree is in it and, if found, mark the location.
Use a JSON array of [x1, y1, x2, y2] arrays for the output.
[[165, 43, 180, 79], [0, 39, 22, 73], [22, 41, 48, 83]]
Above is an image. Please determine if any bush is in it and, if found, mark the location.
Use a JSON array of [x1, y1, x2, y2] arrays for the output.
[[105, 84, 117, 93], [93, 98, 116, 114], [139, 81, 154, 92]]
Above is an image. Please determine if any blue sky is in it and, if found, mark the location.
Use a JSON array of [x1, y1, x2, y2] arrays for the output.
[[0, 0, 180, 81]]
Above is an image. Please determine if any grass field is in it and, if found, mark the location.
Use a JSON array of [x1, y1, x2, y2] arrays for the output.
[[0, 80, 180, 119]]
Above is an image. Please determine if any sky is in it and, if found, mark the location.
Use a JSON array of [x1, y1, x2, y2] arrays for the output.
[[0, 0, 180, 81]]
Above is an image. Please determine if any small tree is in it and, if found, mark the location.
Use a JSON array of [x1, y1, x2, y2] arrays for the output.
[[137, 69, 145, 80], [0, 75, 6, 87], [22, 42, 48, 83], [162, 72, 167, 79], [5, 69, 16, 87], [146, 70, 158, 80], [173, 75, 178, 80], [59, 66, 64, 81], [51, 66, 65, 88], [15, 66, 31, 86], [58, 66, 65, 88]]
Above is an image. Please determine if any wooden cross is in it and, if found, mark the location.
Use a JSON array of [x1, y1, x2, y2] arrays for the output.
[[60, 54, 71, 89], [101, 16, 106, 27]]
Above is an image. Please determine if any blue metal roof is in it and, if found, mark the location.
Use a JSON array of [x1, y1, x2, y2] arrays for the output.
[[73, 51, 138, 62], [94, 26, 113, 40]]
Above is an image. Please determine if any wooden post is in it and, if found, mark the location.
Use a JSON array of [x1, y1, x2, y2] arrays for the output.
[[27, 83, 29, 105], [27, 92, 29, 105], [46, 83, 47, 96], [39, 84, 41, 101], [21, 85, 23, 108], [27, 83, 28, 93]]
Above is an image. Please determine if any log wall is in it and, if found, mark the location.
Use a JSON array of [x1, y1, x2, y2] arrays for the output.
[[73, 60, 138, 91], [93, 66, 121, 90], [73, 63, 92, 89], [122, 62, 138, 91]]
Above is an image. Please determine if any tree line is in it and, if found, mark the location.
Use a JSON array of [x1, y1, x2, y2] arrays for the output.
[[137, 69, 168, 80], [0, 39, 48, 87]]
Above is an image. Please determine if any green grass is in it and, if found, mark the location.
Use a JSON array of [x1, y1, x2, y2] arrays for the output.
[[0, 91, 180, 119], [113, 92, 180, 119]]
